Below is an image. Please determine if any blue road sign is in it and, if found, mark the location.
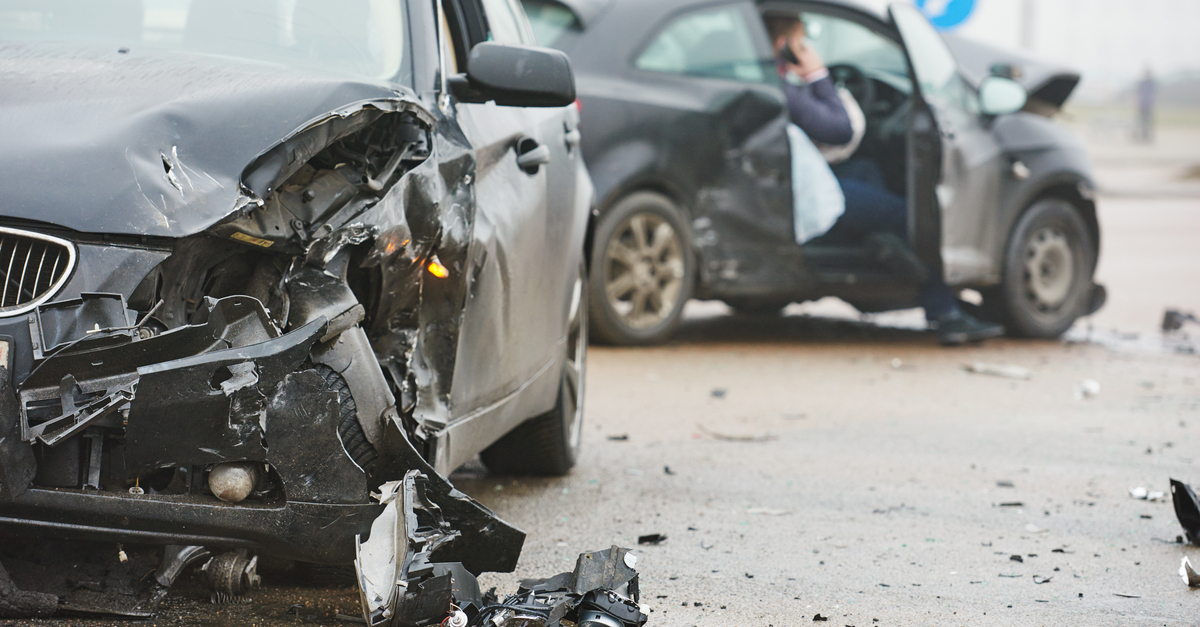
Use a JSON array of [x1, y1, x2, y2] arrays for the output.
[[915, 0, 977, 30]]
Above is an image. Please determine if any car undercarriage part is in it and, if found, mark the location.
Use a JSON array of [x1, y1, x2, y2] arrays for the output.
[[200, 550, 262, 603], [356, 470, 647, 627]]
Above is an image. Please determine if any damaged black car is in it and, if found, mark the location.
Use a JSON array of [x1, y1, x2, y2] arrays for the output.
[[0, 0, 613, 624]]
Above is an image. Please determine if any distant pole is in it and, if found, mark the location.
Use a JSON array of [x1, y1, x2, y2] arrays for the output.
[[1020, 0, 1035, 51]]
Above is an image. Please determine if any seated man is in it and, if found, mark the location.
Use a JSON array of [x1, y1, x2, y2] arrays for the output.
[[764, 12, 1005, 345]]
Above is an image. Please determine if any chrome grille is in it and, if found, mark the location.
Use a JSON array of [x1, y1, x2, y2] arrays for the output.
[[0, 228, 75, 316]]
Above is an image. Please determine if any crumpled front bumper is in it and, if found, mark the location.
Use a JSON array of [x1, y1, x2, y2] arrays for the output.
[[0, 295, 523, 570]]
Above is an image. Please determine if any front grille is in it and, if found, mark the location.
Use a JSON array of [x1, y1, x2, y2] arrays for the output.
[[0, 227, 75, 316]]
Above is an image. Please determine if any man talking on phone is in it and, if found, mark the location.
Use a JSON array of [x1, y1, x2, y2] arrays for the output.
[[763, 12, 1005, 345]]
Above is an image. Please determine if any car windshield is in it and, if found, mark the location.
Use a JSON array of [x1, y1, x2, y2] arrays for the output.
[[0, 0, 408, 82]]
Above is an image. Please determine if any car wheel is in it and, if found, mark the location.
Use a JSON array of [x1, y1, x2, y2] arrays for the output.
[[588, 192, 693, 345], [481, 263, 586, 476], [724, 298, 791, 316], [991, 198, 1096, 338]]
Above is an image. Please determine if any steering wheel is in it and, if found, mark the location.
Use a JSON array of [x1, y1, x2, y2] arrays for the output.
[[827, 63, 876, 112]]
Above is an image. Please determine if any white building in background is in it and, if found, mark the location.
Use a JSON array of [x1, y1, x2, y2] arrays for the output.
[[854, 0, 1200, 102]]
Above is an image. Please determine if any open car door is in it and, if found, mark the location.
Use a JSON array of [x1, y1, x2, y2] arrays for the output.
[[888, 3, 1008, 284]]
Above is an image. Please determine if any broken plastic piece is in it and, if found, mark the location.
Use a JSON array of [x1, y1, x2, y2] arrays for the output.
[[637, 534, 667, 545], [1075, 379, 1100, 400], [1180, 556, 1200, 587], [1163, 309, 1199, 332], [962, 362, 1034, 380], [1129, 486, 1165, 501], [1170, 478, 1200, 544]]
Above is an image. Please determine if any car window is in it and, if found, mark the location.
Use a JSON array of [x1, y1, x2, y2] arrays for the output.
[[0, 0, 408, 82], [479, 0, 535, 45], [889, 4, 976, 112], [635, 5, 766, 83], [520, 0, 579, 47], [801, 12, 908, 83]]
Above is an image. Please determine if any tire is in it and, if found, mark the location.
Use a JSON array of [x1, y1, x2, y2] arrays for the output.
[[481, 263, 587, 476], [313, 364, 378, 474], [724, 298, 791, 316], [988, 198, 1097, 338], [588, 192, 694, 345]]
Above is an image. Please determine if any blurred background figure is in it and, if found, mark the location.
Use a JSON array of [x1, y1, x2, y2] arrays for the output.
[[1137, 67, 1157, 143]]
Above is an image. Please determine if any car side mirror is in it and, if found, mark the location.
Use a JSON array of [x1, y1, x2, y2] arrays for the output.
[[978, 76, 1028, 116], [449, 42, 576, 107]]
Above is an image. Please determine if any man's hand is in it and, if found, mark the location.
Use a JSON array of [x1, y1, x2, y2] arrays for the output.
[[782, 32, 825, 80]]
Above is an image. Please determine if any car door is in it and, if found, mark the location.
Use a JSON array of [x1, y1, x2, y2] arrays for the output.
[[888, 4, 1007, 284], [628, 1, 796, 289], [447, 0, 577, 421]]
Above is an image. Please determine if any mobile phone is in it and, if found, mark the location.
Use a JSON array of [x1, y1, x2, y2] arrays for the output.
[[780, 43, 800, 65]]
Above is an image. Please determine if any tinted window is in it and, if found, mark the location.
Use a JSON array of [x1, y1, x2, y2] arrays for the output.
[[0, 0, 408, 82], [636, 5, 766, 82], [520, 0, 579, 47]]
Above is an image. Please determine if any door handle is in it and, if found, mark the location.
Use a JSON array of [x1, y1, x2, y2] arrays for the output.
[[516, 138, 551, 174], [564, 129, 582, 148]]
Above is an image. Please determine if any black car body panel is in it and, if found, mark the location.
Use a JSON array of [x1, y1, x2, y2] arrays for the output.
[[0, 0, 591, 588], [527, 0, 1100, 335]]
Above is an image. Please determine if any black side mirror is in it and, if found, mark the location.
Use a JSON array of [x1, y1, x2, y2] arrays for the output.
[[449, 42, 576, 107]]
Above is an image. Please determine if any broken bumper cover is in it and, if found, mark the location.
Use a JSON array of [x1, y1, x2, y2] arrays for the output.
[[0, 295, 523, 571]]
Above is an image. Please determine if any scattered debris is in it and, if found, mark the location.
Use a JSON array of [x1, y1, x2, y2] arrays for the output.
[[1170, 478, 1200, 544], [1010, 555, 1024, 563], [1033, 575, 1053, 584], [1163, 309, 1199, 332], [1075, 379, 1101, 400], [663, 466, 675, 475], [813, 613, 829, 622], [747, 508, 793, 516], [1113, 593, 1141, 599], [998, 502, 1024, 507], [1180, 557, 1200, 587], [998, 574, 1021, 578], [962, 362, 1034, 380], [697, 425, 776, 442], [711, 388, 727, 398], [996, 480, 1015, 488], [1129, 486, 1165, 501], [355, 474, 648, 626], [607, 434, 630, 441], [638, 534, 667, 546]]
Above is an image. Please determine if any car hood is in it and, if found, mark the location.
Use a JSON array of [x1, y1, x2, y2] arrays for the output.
[[0, 42, 422, 238], [943, 34, 1080, 109]]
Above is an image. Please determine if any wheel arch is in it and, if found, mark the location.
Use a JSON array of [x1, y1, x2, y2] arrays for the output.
[[999, 172, 1100, 277]]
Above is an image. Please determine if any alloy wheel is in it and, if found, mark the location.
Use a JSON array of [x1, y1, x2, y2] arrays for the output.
[[603, 212, 685, 330]]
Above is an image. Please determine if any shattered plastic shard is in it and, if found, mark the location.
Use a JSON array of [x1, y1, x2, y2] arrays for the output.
[[1170, 478, 1200, 544], [355, 480, 405, 626], [1180, 556, 1200, 587]]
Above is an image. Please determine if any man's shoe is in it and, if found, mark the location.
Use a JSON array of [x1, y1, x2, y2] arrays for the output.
[[934, 313, 1005, 346]]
